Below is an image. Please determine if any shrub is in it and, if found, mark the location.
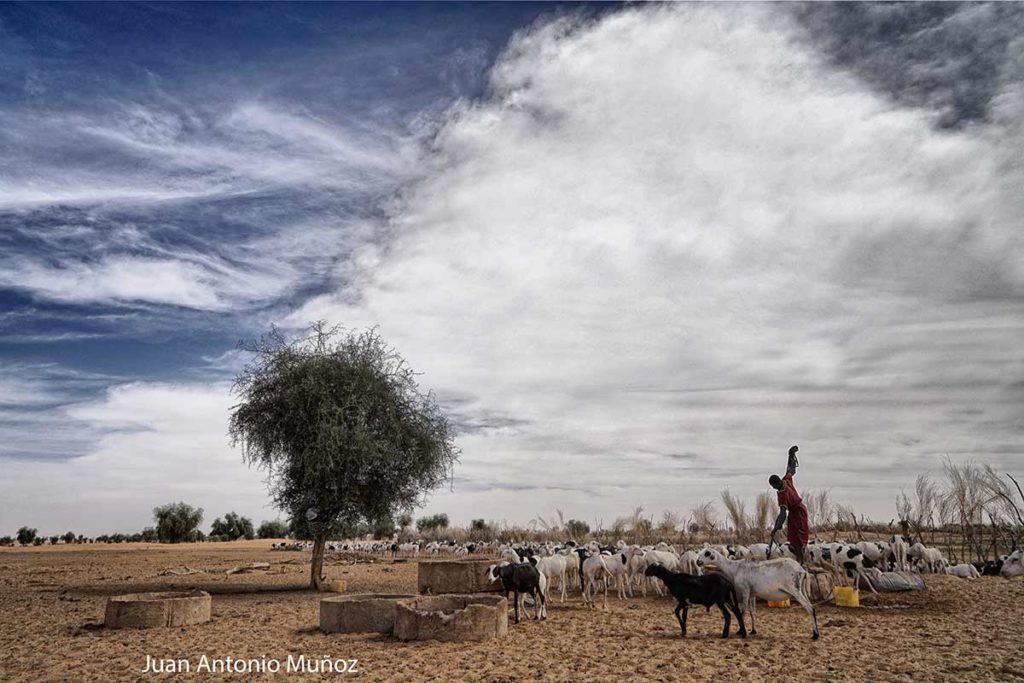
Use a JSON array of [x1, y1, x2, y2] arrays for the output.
[[16, 526, 37, 546], [210, 512, 255, 541], [470, 518, 493, 536], [416, 513, 450, 533], [371, 514, 397, 539], [566, 519, 590, 538], [153, 502, 204, 543], [257, 519, 289, 539]]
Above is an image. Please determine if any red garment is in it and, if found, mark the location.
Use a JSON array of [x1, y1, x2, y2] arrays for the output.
[[778, 472, 809, 546]]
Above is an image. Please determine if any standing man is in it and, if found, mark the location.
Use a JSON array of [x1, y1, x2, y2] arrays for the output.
[[769, 445, 809, 565]]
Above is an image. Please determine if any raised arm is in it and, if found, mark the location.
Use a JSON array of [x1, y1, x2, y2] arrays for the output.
[[786, 444, 799, 477]]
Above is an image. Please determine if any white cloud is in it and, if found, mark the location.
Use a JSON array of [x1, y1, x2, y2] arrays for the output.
[[5, 5, 1022, 532], [288, 5, 1024, 523], [0, 381, 274, 536]]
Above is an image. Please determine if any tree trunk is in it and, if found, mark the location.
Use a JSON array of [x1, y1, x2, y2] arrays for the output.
[[310, 535, 327, 591]]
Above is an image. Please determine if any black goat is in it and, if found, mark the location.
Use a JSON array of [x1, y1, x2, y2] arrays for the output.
[[486, 562, 547, 623], [973, 558, 1004, 576], [644, 563, 746, 639]]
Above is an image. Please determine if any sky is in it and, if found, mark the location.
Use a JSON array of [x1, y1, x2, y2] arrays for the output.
[[1, 2, 1022, 536]]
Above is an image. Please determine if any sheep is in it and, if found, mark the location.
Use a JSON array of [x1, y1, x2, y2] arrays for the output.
[[696, 548, 820, 640], [644, 563, 747, 639], [945, 563, 981, 579], [486, 562, 547, 623]]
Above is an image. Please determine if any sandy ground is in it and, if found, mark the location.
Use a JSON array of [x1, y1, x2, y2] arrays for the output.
[[1, 541, 1023, 682]]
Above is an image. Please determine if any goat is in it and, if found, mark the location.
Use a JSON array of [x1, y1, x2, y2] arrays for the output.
[[697, 548, 820, 640], [835, 546, 879, 593], [645, 563, 746, 639], [579, 550, 630, 606], [747, 543, 770, 561], [908, 542, 946, 573], [889, 535, 909, 571], [945, 563, 981, 579], [973, 556, 1006, 576], [678, 549, 703, 576], [530, 554, 570, 602], [486, 562, 547, 623], [1000, 550, 1023, 578]]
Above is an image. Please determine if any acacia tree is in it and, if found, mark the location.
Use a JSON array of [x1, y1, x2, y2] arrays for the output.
[[153, 502, 204, 543], [229, 323, 459, 590], [211, 512, 255, 541]]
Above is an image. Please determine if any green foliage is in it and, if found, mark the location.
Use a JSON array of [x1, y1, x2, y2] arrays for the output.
[[61, 531, 76, 544], [469, 518, 494, 536], [371, 514, 397, 539], [0, 536, 13, 546], [141, 527, 159, 542], [229, 323, 459, 588], [257, 519, 290, 539], [565, 519, 590, 538], [211, 512, 255, 541], [16, 526, 37, 546], [153, 502, 204, 543], [32, 537, 44, 546], [397, 512, 414, 529], [49, 535, 59, 545], [416, 513, 450, 532]]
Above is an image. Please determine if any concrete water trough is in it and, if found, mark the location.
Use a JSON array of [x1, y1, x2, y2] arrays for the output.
[[104, 590, 211, 629], [319, 593, 415, 634], [417, 559, 503, 595], [393, 594, 508, 642]]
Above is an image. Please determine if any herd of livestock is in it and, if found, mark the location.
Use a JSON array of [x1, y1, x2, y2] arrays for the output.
[[272, 535, 1024, 639]]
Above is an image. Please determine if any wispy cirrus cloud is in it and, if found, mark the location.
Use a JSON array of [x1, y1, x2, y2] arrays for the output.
[[0, 99, 418, 311]]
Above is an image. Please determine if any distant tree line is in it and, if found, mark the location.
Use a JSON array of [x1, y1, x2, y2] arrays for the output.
[[2, 503, 298, 546]]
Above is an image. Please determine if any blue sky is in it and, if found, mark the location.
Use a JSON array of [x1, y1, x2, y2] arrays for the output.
[[2, 3, 1023, 535]]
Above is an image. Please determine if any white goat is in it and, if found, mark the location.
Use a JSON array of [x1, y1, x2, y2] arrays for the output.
[[1000, 550, 1023, 578], [909, 543, 946, 573], [581, 551, 630, 606], [945, 563, 981, 579], [678, 549, 703, 576], [747, 543, 770, 561], [697, 549, 820, 640], [533, 554, 571, 602], [889, 535, 909, 571]]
